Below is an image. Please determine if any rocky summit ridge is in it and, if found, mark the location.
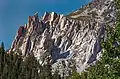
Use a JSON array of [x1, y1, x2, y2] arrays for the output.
[[9, 0, 116, 76]]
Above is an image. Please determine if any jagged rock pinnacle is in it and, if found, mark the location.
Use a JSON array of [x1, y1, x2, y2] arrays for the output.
[[9, 0, 116, 76], [34, 12, 38, 17]]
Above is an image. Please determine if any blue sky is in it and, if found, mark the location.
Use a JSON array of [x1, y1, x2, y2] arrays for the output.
[[0, 0, 91, 49]]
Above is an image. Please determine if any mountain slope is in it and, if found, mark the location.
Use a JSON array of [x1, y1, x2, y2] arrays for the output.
[[9, 0, 116, 76]]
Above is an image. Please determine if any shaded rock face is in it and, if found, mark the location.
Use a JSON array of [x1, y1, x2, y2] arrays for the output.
[[9, 0, 116, 75]]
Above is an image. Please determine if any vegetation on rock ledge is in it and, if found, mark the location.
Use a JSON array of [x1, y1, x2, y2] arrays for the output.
[[70, 0, 120, 79], [0, 0, 120, 79]]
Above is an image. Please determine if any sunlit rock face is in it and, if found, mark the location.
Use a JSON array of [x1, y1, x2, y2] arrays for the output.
[[9, 0, 116, 76]]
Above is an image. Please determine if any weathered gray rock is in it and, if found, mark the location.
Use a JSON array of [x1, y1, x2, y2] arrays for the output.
[[9, 0, 116, 76]]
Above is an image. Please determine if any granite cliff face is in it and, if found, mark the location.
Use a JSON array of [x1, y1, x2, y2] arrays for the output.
[[9, 0, 116, 76]]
